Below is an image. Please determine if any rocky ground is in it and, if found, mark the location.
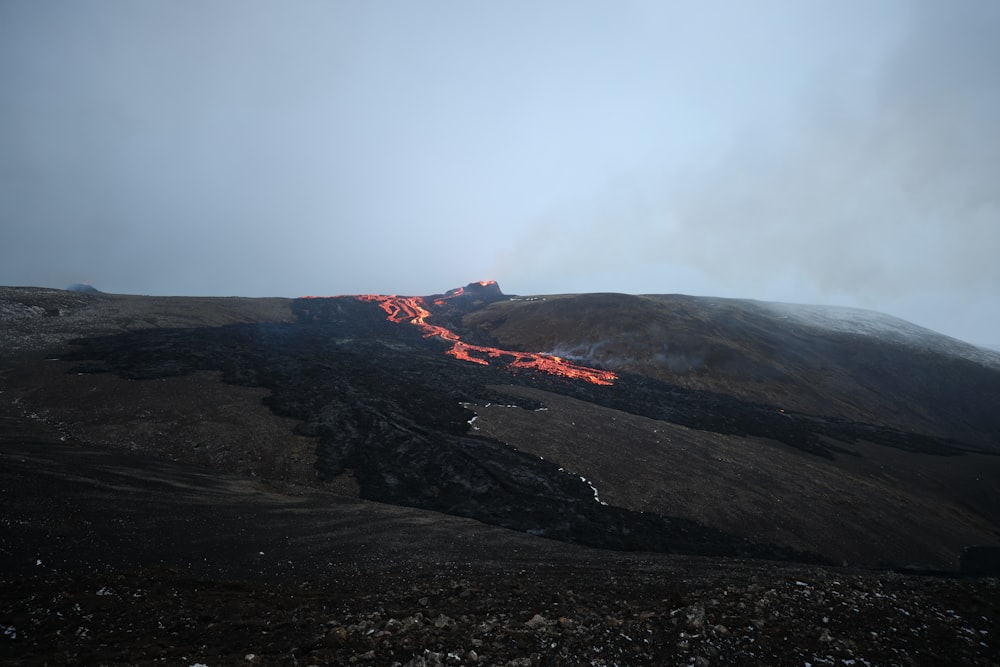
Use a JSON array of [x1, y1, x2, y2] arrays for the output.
[[2, 286, 999, 664], [4, 560, 999, 666], [2, 415, 997, 666]]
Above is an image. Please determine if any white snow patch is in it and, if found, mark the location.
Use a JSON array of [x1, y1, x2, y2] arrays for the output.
[[579, 475, 608, 505]]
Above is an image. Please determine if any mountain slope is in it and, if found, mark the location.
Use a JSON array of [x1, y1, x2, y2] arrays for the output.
[[4, 407, 996, 665], [3, 282, 999, 664], [463, 292, 1000, 447], [3, 283, 998, 570]]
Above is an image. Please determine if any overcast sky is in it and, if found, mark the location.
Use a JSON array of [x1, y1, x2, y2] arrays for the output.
[[2, 1, 998, 344]]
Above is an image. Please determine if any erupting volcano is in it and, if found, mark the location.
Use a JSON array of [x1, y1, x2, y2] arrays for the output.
[[313, 282, 617, 385]]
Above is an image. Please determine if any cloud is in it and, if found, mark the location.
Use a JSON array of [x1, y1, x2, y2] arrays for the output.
[[501, 1, 1000, 309], [1, 1, 996, 342]]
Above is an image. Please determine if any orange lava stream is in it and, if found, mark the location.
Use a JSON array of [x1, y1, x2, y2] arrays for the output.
[[355, 293, 616, 386]]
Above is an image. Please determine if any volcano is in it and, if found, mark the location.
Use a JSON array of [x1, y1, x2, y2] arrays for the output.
[[302, 281, 617, 385], [2, 282, 998, 665]]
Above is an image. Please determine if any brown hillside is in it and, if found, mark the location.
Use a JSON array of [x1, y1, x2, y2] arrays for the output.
[[463, 293, 1000, 447]]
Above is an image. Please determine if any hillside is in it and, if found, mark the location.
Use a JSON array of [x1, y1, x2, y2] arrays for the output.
[[2, 283, 998, 665], [463, 293, 1000, 446]]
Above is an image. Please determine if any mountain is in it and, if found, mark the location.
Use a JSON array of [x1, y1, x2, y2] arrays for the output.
[[464, 292, 1000, 446], [2, 283, 998, 665]]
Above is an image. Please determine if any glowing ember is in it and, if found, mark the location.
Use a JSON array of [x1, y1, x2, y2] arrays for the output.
[[338, 285, 616, 385]]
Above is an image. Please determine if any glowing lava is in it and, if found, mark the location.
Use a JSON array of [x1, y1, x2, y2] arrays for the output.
[[350, 285, 616, 386]]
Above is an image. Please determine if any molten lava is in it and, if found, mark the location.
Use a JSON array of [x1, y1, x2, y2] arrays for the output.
[[348, 285, 616, 386]]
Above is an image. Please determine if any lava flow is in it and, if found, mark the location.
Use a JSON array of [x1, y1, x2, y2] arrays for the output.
[[354, 284, 617, 386]]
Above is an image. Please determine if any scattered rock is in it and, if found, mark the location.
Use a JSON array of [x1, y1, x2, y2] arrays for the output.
[[324, 626, 349, 647], [524, 614, 548, 629]]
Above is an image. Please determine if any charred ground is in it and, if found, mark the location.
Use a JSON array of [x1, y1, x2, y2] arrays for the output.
[[2, 283, 999, 665]]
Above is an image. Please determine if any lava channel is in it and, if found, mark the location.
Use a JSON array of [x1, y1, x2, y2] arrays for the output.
[[355, 292, 617, 386]]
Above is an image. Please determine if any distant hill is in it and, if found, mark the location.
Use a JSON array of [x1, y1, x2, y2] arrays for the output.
[[66, 282, 101, 293]]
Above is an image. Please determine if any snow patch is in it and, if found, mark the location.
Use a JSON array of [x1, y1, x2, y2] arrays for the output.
[[579, 475, 608, 505]]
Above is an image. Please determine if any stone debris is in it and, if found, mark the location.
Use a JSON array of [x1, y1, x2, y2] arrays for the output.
[[2, 567, 996, 666]]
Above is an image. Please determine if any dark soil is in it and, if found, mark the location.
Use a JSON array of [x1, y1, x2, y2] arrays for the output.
[[2, 412, 997, 666]]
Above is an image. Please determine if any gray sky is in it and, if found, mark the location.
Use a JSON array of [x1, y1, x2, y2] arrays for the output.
[[2, 1, 998, 345]]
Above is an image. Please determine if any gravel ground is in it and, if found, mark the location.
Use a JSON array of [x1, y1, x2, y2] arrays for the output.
[[2, 414, 997, 666], [3, 559, 998, 666]]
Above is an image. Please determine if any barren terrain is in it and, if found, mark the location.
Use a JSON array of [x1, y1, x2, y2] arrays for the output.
[[2, 285, 998, 665]]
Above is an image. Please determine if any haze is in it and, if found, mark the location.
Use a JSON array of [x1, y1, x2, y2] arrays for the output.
[[2, 1, 997, 345]]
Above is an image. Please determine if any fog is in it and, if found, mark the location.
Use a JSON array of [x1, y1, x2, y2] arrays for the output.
[[1, 1, 997, 344]]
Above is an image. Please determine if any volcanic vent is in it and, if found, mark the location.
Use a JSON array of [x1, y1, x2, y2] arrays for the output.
[[303, 281, 617, 386]]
